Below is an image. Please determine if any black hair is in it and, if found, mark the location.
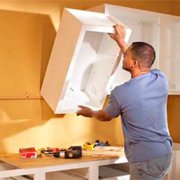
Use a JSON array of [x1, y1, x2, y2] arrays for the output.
[[130, 42, 156, 68]]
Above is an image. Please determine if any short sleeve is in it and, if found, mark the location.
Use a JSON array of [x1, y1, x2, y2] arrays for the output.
[[105, 93, 121, 118], [151, 69, 167, 79]]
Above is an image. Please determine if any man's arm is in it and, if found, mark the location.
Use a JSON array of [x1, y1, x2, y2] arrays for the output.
[[109, 24, 128, 55], [77, 105, 112, 121]]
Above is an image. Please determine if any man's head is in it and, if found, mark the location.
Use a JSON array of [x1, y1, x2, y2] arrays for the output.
[[122, 42, 156, 72]]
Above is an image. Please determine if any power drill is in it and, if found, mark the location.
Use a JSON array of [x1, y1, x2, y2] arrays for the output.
[[53, 146, 82, 159]]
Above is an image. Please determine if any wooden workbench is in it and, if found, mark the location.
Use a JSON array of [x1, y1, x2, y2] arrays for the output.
[[0, 146, 127, 180]]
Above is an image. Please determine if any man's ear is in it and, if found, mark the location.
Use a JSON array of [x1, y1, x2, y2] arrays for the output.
[[134, 60, 139, 67], [131, 60, 138, 69]]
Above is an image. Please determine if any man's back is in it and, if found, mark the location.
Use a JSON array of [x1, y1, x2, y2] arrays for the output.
[[106, 69, 172, 162]]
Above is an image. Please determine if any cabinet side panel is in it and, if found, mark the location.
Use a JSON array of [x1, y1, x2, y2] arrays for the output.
[[41, 9, 82, 111]]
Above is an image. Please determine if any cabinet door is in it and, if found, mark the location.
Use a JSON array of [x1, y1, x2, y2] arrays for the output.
[[152, 13, 180, 94]]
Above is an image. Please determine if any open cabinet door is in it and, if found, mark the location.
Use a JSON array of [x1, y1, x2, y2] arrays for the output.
[[41, 8, 131, 114]]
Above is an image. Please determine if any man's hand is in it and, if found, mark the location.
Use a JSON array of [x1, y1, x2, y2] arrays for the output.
[[109, 24, 126, 42], [77, 105, 112, 121], [109, 24, 128, 55], [77, 105, 93, 118]]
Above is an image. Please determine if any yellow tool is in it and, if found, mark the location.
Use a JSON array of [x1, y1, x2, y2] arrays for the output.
[[83, 142, 94, 150]]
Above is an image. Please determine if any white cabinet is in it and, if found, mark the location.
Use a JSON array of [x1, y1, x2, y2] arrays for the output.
[[158, 14, 180, 94], [88, 4, 180, 94], [41, 8, 131, 114]]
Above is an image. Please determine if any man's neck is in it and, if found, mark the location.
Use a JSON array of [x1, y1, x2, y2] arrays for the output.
[[131, 69, 150, 78]]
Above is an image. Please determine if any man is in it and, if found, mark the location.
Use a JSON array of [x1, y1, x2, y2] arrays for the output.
[[77, 25, 172, 180]]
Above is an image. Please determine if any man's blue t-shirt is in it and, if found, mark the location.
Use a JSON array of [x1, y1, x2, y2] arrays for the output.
[[105, 69, 172, 163]]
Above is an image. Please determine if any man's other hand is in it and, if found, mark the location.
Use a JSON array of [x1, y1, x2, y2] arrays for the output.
[[77, 105, 93, 118]]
